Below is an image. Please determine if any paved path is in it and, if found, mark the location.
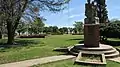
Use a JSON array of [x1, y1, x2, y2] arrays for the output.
[[109, 57, 120, 63], [0, 55, 75, 67]]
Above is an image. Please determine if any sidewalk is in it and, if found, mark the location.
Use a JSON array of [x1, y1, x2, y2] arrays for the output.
[[0, 55, 75, 67]]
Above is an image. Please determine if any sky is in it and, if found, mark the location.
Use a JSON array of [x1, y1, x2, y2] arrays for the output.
[[41, 0, 120, 28]]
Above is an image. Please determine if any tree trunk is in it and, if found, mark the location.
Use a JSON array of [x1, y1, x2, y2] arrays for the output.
[[18, 32, 20, 36], [7, 22, 14, 44]]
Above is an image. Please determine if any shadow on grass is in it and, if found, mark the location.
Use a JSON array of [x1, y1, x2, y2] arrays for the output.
[[68, 38, 84, 41], [74, 62, 106, 67], [0, 39, 41, 52], [79, 40, 84, 44], [100, 40, 120, 46], [15, 39, 40, 46], [67, 38, 84, 44]]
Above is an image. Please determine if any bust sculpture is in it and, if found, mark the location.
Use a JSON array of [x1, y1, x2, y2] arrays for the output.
[[85, 0, 99, 24]]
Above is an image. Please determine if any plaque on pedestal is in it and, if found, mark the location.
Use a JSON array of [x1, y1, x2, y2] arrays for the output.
[[84, 24, 100, 47]]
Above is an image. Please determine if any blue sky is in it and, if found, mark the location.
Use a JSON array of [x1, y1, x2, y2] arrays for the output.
[[41, 0, 120, 28]]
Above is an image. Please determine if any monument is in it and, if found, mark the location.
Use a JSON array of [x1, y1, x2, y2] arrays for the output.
[[69, 0, 119, 59], [84, 0, 99, 47], [54, 0, 120, 65]]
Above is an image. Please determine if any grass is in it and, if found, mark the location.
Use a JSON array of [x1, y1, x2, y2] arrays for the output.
[[0, 35, 120, 67], [32, 59, 120, 67], [0, 35, 83, 64], [101, 38, 120, 47], [80, 54, 101, 62], [108, 38, 120, 41]]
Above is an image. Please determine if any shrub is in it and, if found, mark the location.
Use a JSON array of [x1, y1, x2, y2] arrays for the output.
[[51, 33, 63, 35], [19, 34, 47, 38], [100, 22, 120, 39]]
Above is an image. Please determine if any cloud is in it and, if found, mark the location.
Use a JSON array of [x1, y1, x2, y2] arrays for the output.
[[69, 15, 81, 18], [58, 26, 74, 28], [68, 13, 84, 19], [110, 16, 120, 20]]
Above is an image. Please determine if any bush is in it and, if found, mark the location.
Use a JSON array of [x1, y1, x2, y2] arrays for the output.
[[19, 34, 47, 38], [100, 22, 120, 39], [51, 33, 63, 35]]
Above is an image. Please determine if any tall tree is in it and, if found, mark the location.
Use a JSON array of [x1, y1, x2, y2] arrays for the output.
[[17, 22, 27, 36], [68, 27, 73, 34], [73, 21, 83, 34], [95, 0, 109, 23], [62, 27, 68, 34], [48, 26, 54, 34], [0, 0, 70, 44], [59, 28, 64, 34], [73, 28, 77, 34], [31, 17, 45, 34], [52, 26, 59, 33], [43, 27, 49, 34]]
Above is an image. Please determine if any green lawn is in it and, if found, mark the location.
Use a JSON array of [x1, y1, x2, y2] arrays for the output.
[[32, 59, 120, 67], [0, 35, 83, 64], [0, 34, 120, 67], [105, 38, 120, 48]]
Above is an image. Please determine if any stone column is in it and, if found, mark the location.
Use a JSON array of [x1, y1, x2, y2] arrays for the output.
[[84, 24, 99, 47]]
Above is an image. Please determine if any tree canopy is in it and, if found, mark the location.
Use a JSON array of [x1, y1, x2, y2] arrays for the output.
[[0, 0, 70, 44], [95, 0, 109, 23], [73, 21, 83, 34]]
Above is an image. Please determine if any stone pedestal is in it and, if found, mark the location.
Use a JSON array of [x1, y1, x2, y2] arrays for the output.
[[84, 24, 100, 47]]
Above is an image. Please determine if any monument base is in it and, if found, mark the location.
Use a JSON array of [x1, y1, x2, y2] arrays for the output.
[[69, 44, 119, 59], [84, 24, 100, 47]]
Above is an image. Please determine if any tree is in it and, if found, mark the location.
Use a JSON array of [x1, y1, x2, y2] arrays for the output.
[[95, 0, 109, 23], [28, 24, 33, 35], [73, 28, 77, 34], [17, 22, 27, 36], [0, 20, 6, 39], [43, 27, 49, 34], [68, 27, 73, 34], [100, 19, 120, 41], [0, 12, 5, 39], [59, 28, 64, 34], [31, 17, 45, 34], [0, 0, 70, 44], [62, 27, 68, 34], [52, 26, 59, 33], [100, 23, 108, 41], [27, 17, 45, 35], [0, 32, 2, 39], [73, 21, 83, 34], [48, 26, 54, 34], [0, 23, 2, 39]]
